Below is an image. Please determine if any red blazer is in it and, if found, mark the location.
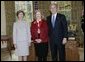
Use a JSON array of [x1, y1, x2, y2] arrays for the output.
[[31, 19, 49, 43]]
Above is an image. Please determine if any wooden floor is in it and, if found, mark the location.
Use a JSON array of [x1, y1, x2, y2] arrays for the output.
[[1, 47, 84, 61]]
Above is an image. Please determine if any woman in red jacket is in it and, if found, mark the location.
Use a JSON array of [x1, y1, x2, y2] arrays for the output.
[[31, 9, 49, 61]]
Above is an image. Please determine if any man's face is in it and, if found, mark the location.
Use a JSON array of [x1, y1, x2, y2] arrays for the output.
[[50, 4, 57, 14]]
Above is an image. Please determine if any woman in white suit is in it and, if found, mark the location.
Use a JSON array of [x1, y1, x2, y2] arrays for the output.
[[13, 10, 31, 61]]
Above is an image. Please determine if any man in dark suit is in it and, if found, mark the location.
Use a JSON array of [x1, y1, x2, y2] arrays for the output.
[[47, 4, 68, 61]]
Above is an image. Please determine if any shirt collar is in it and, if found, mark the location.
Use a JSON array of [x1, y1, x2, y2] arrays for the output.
[[52, 13, 57, 20], [52, 12, 57, 17]]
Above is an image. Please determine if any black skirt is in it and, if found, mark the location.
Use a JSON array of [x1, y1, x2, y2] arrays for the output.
[[34, 42, 48, 57]]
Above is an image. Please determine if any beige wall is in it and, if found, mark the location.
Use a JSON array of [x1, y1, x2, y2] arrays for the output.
[[1, 1, 6, 35]]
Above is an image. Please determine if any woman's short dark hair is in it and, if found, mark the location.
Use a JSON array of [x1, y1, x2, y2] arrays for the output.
[[16, 10, 25, 17]]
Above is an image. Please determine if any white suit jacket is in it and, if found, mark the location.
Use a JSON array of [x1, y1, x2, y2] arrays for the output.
[[13, 20, 31, 45]]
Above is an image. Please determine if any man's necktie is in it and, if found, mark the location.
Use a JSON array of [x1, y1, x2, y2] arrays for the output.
[[52, 15, 55, 28]]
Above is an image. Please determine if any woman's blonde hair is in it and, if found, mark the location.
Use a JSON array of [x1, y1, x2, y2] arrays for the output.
[[33, 9, 45, 20]]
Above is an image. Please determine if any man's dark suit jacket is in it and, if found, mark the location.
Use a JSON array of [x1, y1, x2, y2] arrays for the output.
[[47, 13, 68, 44]]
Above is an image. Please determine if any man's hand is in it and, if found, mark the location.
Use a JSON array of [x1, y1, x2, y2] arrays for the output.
[[62, 38, 67, 45]]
